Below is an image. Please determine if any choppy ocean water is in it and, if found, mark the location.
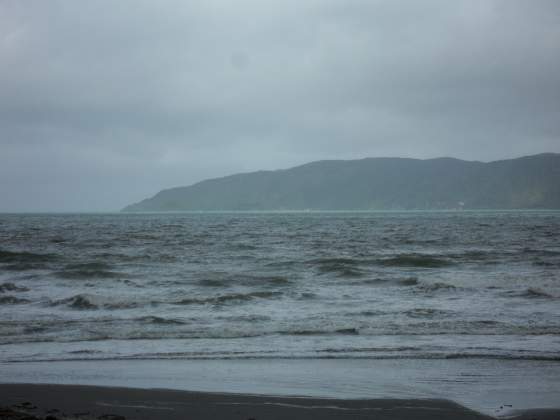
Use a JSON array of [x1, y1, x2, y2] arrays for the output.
[[1, 211, 559, 363]]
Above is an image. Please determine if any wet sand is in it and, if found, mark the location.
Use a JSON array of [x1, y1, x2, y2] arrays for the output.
[[1, 383, 558, 420]]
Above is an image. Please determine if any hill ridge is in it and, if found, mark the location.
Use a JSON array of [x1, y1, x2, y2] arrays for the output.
[[123, 153, 560, 211]]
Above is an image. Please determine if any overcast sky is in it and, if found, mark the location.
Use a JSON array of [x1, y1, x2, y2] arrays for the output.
[[1, 0, 559, 211]]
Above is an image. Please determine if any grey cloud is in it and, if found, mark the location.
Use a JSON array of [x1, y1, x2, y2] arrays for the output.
[[1, 0, 559, 211]]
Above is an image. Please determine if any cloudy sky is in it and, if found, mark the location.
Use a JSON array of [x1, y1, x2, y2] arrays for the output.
[[1, 0, 559, 211]]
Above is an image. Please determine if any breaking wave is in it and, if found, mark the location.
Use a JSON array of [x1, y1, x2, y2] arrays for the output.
[[415, 282, 459, 293], [0, 249, 58, 264], [404, 308, 452, 318], [50, 294, 139, 310], [0, 282, 29, 293], [309, 258, 366, 277], [0, 295, 30, 305], [379, 254, 454, 268], [2, 211, 560, 365], [175, 291, 283, 305], [55, 262, 123, 279], [196, 274, 291, 288], [518, 288, 555, 299], [52, 295, 99, 310], [360, 277, 419, 287], [284, 327, 360, 336], [136, 316, 187, 325]]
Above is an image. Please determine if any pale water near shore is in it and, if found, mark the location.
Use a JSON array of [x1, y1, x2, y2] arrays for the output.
[[1, 212, 559, 413]]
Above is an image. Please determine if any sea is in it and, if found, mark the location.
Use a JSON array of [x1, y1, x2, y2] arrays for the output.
[[1, 211, 559, 413]]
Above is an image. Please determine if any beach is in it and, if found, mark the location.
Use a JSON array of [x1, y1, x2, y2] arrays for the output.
[[2, 358, 560, 419], [3, 383, 560, 420], [0, 383, 497, 420]]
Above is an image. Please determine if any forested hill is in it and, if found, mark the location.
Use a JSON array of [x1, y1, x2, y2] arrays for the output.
[[123, 153, 560, 211]]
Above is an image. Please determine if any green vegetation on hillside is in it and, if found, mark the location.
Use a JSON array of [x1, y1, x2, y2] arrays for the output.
[[123, 153, 560, 211]]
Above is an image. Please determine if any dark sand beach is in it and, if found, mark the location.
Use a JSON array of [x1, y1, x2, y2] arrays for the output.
[[1, 384, 559, 420]]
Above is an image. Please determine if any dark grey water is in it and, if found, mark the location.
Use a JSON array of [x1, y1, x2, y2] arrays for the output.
[[1, 211, 559, 363]]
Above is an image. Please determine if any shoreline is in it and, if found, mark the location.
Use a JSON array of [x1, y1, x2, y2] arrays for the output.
[[0, 383, 499, 420], [2, 383, 559, 420], [2, 358, 560, 415]]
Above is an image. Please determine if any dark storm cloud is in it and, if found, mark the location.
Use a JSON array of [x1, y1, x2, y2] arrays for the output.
[[1, 0, 559, 211]]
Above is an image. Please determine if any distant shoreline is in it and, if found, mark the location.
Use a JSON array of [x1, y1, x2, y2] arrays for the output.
[[122, 153, 560, 212], [3, 208, 560, 215]]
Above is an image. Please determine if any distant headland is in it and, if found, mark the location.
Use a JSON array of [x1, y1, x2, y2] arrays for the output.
[[122, 153, 560, 211]]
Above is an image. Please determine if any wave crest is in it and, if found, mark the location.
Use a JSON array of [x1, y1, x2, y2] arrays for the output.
[[0, 282, 29, 293], [0, 295, 30, 305], [136, 316, 186, 325], [176, 291, 282, 306], [379, 254, 454, 268], [56, 262, 123, 280], [0, 249, 58, 264], [521, 288, 555, 299], [51, 294, 138, 310]]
